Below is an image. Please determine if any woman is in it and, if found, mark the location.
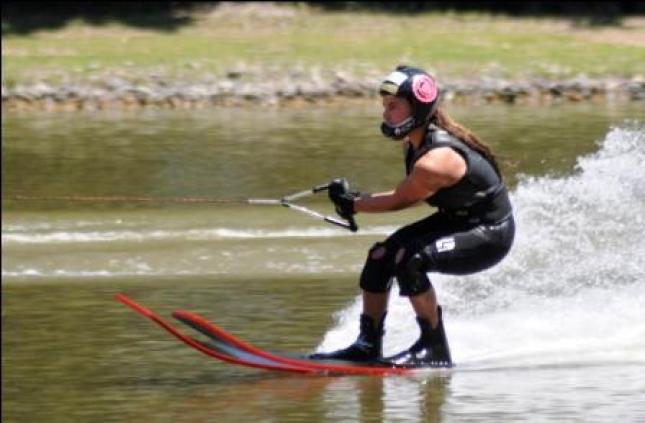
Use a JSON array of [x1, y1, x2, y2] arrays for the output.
[[312, 65, 515, 367]]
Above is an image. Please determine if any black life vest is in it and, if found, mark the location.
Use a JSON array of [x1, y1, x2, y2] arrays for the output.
[[405, 128, 512, 224]]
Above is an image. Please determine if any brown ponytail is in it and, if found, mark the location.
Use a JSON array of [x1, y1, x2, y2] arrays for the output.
[[431, 104, 503, 178]]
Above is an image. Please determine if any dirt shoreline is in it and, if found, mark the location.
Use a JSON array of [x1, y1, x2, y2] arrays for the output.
[[2, 72, 643, 112]]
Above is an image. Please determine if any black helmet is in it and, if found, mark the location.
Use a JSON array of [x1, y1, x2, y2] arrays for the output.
[[379, 65, 440, 140]]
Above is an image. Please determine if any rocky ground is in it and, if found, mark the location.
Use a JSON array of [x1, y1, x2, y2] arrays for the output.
[[2, 70, 644, 112]]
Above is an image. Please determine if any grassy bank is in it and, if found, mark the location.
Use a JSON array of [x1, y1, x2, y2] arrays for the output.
[[2, 3, 644, 87]]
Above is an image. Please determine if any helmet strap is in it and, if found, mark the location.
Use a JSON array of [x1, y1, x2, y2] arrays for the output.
[[381, 117, 416, 140]]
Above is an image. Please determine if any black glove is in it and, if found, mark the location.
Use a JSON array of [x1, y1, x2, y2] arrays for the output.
[[328, 178, 359, 220]]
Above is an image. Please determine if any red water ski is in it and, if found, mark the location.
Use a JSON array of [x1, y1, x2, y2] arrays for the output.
[[116, 293, 451, 376], [115, 293, 316, 374], [173, 309, 452, 376]]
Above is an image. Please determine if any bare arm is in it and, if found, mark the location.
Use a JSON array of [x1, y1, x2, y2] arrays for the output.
[[355, 147, 466, 213]]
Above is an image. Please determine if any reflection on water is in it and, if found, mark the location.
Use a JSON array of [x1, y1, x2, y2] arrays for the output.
[[2, 103, 644, 422], [152, 373, 451, 422]]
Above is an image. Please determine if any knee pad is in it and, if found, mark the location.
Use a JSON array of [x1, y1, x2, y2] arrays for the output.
[[394, 246, 432, 297], [359, 242, 394, 293]]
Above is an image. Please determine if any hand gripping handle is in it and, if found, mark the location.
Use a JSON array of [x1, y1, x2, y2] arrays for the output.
[[312, 182, 359, 232]]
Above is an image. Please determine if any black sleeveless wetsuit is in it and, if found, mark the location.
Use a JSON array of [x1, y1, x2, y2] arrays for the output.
[[359, 127, 515, 296]]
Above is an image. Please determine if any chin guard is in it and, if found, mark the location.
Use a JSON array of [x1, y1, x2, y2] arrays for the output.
[[381, 117, 416, 140]]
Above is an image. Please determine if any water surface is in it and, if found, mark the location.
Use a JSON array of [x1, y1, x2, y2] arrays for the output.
[[3, 102, 644, 422]]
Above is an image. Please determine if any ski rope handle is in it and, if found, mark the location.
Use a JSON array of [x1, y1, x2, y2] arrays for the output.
[[276, 183, 358, 232]]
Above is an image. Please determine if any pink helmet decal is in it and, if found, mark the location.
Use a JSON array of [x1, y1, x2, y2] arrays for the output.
[[412, 74, 438, 103]]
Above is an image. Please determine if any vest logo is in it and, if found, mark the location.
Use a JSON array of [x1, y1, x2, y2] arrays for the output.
[[436, 237, 455, 253]]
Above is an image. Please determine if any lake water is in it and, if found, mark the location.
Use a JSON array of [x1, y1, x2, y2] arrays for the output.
[[2, 102, 644, 422]]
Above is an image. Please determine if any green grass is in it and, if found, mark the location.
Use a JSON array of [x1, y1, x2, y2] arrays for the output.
[[2, 8, 644, 86]]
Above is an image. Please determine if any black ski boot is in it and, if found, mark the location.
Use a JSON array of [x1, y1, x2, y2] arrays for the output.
[[309, 313, 385, 362], [383, 306, 452, 368]]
